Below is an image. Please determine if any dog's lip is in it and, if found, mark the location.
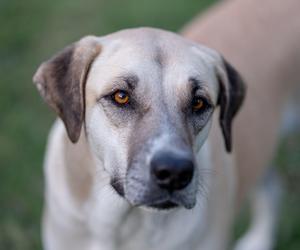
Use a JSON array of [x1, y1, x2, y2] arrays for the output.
[[110, 178, 125, 197], [142, 195, 196, 210], [148, 200, 179, 210], [136, 195, 191, 210], [126, 191, 196, 210]]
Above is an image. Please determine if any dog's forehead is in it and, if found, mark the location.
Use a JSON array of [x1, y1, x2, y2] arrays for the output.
[[87, 28, 219, 100], [103, 27, 192, 51], [100, 27, 216, 65]]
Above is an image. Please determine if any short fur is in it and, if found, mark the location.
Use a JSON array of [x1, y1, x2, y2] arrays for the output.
[[33, 0, 300, 249]]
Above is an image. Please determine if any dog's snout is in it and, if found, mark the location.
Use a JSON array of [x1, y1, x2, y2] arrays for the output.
[[150, 152, 194, 191]]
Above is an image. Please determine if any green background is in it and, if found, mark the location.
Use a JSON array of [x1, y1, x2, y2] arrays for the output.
[[0, 0, 299, 249]]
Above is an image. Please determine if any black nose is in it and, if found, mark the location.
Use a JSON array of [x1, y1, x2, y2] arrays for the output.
[[150, 152, 194, 191]]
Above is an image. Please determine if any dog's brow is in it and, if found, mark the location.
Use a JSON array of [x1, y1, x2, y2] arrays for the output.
[[117, 74, 139, 90], [188, 77, 213, 104], [97, 73, 139, 99], [189, 77, 204, 90]]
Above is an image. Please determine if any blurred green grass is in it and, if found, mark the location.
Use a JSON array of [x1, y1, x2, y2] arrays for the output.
[[0, 0, 299, 249]]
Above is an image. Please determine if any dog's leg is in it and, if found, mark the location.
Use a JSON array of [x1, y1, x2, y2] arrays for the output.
[[233, 169, 282, 250]]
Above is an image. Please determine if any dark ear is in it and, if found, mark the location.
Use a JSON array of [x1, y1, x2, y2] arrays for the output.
[[217, 58, 246, 152], [33, 36, 101, 143]]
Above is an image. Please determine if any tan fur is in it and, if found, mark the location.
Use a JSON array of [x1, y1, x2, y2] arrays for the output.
[[182, 0, 300, 205], [35, 1, 300, 249], [63, 131, 95, 205]]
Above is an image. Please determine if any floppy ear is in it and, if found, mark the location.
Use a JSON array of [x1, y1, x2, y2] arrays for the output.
[[217, 58, 246, 152], [33, 36, 101, 143]]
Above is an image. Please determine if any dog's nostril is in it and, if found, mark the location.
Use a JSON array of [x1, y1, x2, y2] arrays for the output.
[[150, 152, 194, 191], [180, 170, 192, 183], [156, 169, 171, 180]]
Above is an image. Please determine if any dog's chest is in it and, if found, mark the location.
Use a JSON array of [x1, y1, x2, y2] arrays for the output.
[[88, 203, 206, 250]]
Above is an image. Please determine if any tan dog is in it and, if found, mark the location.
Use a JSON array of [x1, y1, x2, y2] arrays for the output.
[[33, 0, 299, 250]]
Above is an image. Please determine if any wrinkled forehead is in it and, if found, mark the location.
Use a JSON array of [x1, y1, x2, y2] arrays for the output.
[[87, 28, 219, 101]]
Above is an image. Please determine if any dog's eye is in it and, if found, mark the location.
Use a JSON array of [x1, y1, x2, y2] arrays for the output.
[[192, 96, 206, 111], [112, 90, 130, 105]]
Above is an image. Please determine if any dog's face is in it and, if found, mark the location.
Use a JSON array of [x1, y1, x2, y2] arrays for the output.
[[34, 28, 245, 210]]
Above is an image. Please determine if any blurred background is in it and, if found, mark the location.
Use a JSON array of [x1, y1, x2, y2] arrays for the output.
[[0, 0, 299, 249]]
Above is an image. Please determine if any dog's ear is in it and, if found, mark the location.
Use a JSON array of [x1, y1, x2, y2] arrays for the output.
[[33, 36, 101, 143], [216, 58, 246, 152]]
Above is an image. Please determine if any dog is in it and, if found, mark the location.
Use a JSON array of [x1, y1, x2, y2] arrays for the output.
[[33, 0, 300, 249]]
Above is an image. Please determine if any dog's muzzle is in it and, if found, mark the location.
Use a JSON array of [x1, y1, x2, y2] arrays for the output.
[[121, 149, 197, 210]]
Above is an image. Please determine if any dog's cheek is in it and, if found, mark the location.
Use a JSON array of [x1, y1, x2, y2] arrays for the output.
[[85, 106, 132, 177], [193, 119, 213, 153], [85, 107, 114, 170]]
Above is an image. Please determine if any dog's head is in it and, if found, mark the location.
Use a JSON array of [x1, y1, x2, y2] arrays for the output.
[[33, 28, 245, 210]]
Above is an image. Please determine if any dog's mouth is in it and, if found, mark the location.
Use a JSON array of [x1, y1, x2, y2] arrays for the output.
[[111, 177, 125, 197], [133, 193, 196, 210], [148, 200, 179, 210], [111, 176, 197, 210], [111, 182, 181, 210]]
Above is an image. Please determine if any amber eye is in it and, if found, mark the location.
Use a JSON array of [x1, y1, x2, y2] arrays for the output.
[[112, 90, 130, 105], [192, 96, 205, 111]]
